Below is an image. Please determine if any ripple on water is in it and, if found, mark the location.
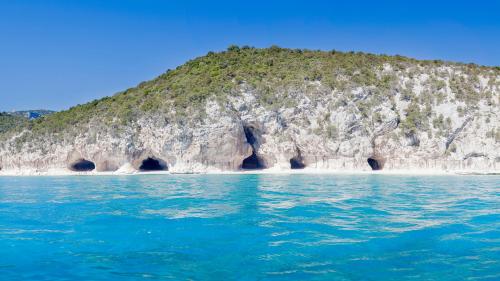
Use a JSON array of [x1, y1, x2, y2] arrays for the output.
[[0, 174, 498, 280]]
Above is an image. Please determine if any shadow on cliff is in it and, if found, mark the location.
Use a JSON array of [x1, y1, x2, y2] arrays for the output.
[[241, 125, 266, 170]]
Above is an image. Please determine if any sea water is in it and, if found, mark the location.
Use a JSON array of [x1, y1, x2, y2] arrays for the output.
[[0, 174, 498, 280]]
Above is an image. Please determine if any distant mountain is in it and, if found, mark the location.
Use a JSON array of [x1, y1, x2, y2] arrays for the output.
[[9, 110, 55, 120]]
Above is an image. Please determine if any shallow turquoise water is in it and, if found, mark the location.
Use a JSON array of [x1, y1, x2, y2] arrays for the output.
[[0, 175, 498, 280]]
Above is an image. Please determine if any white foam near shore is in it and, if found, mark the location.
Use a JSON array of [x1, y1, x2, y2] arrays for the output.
[[0, 168, 171, 177], [206, 167, 499, 176]]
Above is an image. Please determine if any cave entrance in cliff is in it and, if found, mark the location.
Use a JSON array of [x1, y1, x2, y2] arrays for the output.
[[70, 159, 96, 172], [367, 157, 383, 171], [139, 157, 168, 171], [242, 151, 265, 170], [241, 125, 265, 170], [290, 156, 305, 169]]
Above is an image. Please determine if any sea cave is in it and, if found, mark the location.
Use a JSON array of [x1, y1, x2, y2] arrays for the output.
[[241, 125, 265, 170], [69, 159, 96, 172], [367, 157, 383, 171], [290, 156, 306, 169], [139, 157, 168, 171]]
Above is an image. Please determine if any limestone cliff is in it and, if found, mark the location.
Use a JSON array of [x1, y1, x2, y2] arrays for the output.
[[0, 47, 499, 174]]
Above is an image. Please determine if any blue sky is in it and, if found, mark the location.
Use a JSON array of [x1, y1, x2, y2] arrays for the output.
[[1, 0, 499, 111]]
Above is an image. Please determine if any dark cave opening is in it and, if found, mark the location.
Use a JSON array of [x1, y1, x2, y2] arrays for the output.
[[241, 125, 265, 170], [242, 151, 265, 170], [70, 159, 96, 172], [139, 157, 168, 171], [290, 156, 305, 169], [367, 157, 383, 171]]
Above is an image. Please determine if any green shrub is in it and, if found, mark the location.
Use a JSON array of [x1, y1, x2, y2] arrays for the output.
[[326, 124, 338, 139], [401, 101, 427, 134]]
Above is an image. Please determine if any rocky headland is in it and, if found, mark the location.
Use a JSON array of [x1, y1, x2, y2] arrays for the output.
[[0, 46, 499, 175]]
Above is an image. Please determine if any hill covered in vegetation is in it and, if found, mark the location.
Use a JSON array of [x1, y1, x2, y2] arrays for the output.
[[0, 113, 27, 134], [0, 46, 498, 174], [5, 46, 498, 136]]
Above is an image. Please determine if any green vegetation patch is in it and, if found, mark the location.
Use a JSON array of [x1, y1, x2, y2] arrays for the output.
[[1, 46, 498, 141], [0, 113, 27, 134]]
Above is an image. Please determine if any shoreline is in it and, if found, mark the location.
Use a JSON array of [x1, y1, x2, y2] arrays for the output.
[[0, 168, 498, 177]]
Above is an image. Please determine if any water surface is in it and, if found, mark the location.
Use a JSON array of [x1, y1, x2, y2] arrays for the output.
[[0, 175, 498, 280]]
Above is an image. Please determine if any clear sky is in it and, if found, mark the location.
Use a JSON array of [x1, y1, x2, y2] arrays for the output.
[[1, 0, 499, 111]]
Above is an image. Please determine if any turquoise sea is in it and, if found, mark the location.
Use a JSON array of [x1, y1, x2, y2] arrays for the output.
[[0, 175, 498, 280]]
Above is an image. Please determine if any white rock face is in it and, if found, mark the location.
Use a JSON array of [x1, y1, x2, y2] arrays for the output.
[[0, 63, 499, 174]]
